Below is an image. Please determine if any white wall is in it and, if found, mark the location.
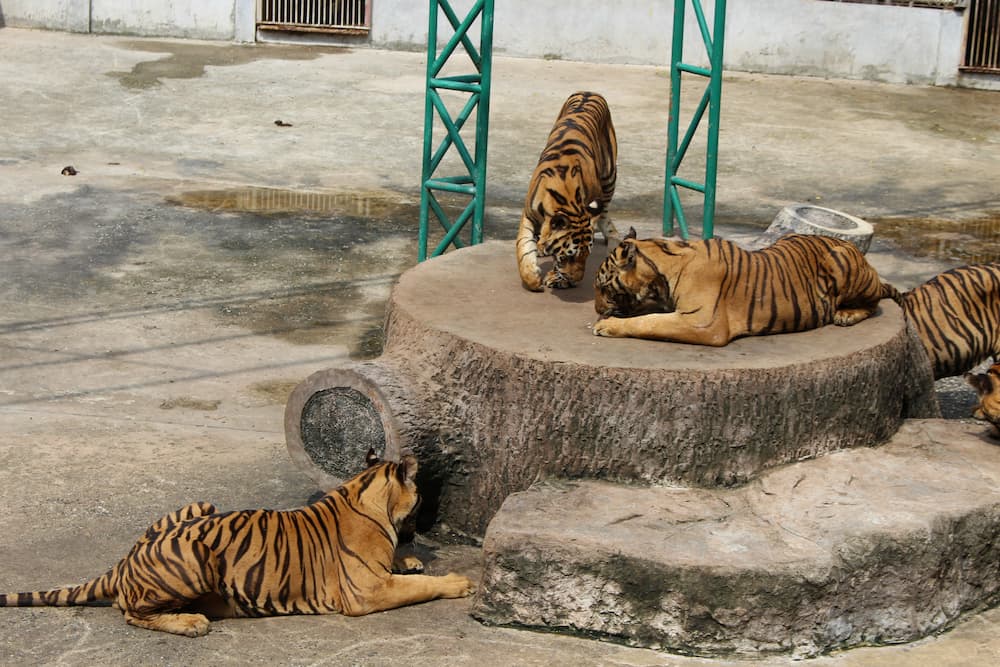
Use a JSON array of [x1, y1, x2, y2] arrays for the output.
[[371, 0, 967, 87], [1, 0, 236, 39], [90, 0, 235, 39], [0, 0, 979, 88], [1, 0, 90, 32]]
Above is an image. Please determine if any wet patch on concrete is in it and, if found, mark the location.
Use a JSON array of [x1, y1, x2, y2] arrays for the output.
[[0, 186, 417, 356], [107, 40, 347, 89], [872, 212, 1000, 264]]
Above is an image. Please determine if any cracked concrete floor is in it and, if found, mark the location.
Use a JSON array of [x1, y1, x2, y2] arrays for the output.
[[1, 27, 1000, 666]]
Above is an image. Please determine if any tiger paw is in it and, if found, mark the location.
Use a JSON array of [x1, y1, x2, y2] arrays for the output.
[[392, 554, 425, 574], [592, 317, 623, 337], [543, 270, 573, 289], [440, 572, 476, 598]]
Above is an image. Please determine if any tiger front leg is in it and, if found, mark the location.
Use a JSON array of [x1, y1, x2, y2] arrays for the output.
[[345, 572, 476, 616], [593, 312, 733, 346], [516, 216, 544, 292]]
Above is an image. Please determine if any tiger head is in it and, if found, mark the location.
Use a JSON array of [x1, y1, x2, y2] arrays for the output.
[[967, 364, 1000, 438], [537, 198, 604, 284], [593, 228, 673, 318], [360, 448, 422, 531]]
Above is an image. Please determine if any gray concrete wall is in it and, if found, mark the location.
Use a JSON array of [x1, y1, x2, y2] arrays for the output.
[[0, 0, 987, 88]]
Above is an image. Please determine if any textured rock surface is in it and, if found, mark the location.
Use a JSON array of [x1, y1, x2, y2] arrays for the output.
[[286, 241, 939, 535], [473, 419, 1000, 657]]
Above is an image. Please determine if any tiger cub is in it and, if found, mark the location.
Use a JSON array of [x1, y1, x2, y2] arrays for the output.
[[516, 91, 618, 291], [0, 451, 474, 636], [893, 263, 1000, 380], [592, 229, 897, 346]]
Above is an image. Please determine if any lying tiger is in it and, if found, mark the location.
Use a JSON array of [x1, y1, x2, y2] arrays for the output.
[[592, 229, 897, 346], [967, 362, 1000, 436], [0, 451, 474, 636], [516, 91, 618, 291]]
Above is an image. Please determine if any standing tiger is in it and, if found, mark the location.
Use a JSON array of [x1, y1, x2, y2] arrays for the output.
[[893, 263, 1000, 380], [516, 91, 618, 291], [592, 229, 897, 346], [0, 451, 474, 636]]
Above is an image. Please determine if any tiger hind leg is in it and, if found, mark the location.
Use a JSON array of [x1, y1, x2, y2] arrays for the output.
[[833, 305, 878, 326], [594, 211, 619, 245], [123, 610, 211, 637], [117, 540, 221, 636]]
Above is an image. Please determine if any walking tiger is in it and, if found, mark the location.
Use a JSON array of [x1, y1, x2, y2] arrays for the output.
[[0, 451, 474, 636], [516, 91, 618, 291]]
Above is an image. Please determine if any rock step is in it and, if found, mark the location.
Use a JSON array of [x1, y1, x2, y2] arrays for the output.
[[472, 419, 1000, 658]]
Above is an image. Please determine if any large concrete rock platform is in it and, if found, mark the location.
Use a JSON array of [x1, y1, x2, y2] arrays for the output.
[[286, 240, 938, 535], [474, 419, 1000, 657]]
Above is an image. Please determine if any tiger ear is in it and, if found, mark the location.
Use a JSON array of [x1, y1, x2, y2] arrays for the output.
[[365, 447, 380, 468], [620, 229, 638, 268], [587, 200, 601, 213], [397, 454, 419, 483]]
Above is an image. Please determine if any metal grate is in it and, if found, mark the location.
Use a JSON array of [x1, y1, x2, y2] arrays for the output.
[[964, 0, 1000, 72], [257, 0, 370, 34]]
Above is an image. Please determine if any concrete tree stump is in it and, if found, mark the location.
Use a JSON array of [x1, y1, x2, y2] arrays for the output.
[[285, 240, 937, 536], [748, 203, 875, 252]]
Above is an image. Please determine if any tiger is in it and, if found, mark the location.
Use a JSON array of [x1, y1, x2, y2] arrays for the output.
[[967, 362, 1000, 436], [516, 91, 618, 292], [892, 263, 1000, 380], [0, 450, 474, 637], [592, 229, 898, 346]]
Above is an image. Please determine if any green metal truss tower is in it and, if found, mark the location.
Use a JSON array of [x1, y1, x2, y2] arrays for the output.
[[664, 0, 727, 239], [418, 0, 495, 261]]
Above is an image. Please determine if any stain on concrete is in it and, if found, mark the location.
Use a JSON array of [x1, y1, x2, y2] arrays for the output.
[[160, 397, 221, 411], [169, 187, 416, 218], [107, 40, 347, 89], [248, 380, 300, 405], [872, 212, 1000, 264]]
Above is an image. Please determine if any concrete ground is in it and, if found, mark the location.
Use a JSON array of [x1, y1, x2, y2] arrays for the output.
[[1, 26, 999, 666]]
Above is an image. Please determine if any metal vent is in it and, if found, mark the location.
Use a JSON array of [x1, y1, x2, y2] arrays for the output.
[[963, 0, 1000, 72], [257, 0, 370, 34]]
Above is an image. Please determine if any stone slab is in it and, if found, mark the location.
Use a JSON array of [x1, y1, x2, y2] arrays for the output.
[[474, 419, 1000, 658]]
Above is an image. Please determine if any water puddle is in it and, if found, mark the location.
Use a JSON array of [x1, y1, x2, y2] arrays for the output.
[[108, 40, 345, 89], [871, 213, 1000, 265]]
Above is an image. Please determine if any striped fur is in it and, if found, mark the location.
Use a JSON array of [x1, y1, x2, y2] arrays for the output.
[[894, 263, 1000, 380], [516, 91, 618, 291], [593, 230, 897, 346], [0, 453, 473, 636]]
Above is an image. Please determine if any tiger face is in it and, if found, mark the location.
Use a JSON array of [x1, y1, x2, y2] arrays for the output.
[[967, 364, 1000, 437], [594, 228, 673, 318], [536, 201, 603, 286]]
